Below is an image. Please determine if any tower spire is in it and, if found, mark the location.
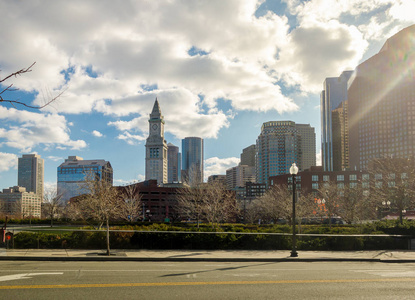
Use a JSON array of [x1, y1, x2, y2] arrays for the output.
[[150, 97, 162, 119]]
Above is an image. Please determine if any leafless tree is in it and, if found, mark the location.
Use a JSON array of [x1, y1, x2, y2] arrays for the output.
[[254, 185, 292, 223], [176, 183, 207, 228], [118, 184, 143, 222], [317, 181, 341, 226], [176, 180, 237, 228], [368, 157, 415, 224], [43, 187, 64, 227], [202, 183, 237, 227], [69, 171, 120, 255], [0, 62, 64, 109]]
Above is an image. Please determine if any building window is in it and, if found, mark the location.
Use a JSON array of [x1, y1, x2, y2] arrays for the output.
[[362, 174, 369, 181], [375, 174, 382, 180], [350, 182, 357, 188], [349, 174, 357, 181], [312, 175, 319, 182], [312, 183, 319, 190], [337, 175, 344, 181], [337, 182, 344, 189], [375, 181, 383, 188], [323, 175, 330, 182]]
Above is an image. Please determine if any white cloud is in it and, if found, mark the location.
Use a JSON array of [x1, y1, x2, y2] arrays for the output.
[[0, 0, 413, 143], [204, 156, 240, 181], [113, 174, 145, 186], [116, 131, 147, 146], [0, 107, 87, 152], [0, 152, 18, 172], [92, 130, 103, 137], [47, 156, 64, 162]]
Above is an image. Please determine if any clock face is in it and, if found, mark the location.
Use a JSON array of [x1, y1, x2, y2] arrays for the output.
[[152, 124, 158, 130]]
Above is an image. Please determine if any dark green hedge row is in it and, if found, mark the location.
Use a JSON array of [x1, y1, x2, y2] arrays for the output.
[[9, 220, 412, 251]]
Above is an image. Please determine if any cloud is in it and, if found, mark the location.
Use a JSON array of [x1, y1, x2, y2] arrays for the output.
[[0, 152, 18, 172], [204, 156, 240, 180], [0, 0, 298, 141], [277, 21, 367, 93], [92, 130, 103, 137], [116, 131, 147, 146], [0, 0, 413, 144], [113, 174, 145, 186], [47, 156, 64, 162], [0, 107, 87, 152]]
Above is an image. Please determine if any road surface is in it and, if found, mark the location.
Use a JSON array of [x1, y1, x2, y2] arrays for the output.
[[0, 260, 414, 299]]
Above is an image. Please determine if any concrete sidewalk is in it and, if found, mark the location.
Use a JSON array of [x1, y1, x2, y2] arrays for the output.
[[1, 249, 415, 263]]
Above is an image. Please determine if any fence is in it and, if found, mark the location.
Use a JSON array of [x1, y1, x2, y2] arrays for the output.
[[2, 227, 413, 251]]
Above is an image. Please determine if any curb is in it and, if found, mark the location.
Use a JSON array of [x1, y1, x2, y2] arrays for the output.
[[0, 256, 387, 263]]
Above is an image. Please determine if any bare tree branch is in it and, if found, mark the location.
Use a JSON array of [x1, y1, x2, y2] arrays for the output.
[[0, 62, 64, 109]]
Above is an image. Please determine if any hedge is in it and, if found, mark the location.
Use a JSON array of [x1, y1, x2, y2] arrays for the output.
[[8, 220, 413, 251]]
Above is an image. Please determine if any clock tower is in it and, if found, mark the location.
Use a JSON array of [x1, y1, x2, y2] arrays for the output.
[[145, 98, 168, 184]]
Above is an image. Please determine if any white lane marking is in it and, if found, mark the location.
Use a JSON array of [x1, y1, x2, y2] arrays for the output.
[[0, 273, 63, 282]]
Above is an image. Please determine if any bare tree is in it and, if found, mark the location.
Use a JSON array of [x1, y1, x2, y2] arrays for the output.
[[176, 180, 237, 228], [0, 62, 64, 109], [368, 157, 415, 224], [203, 183, 237, 227], [118, 184, 142, 222], [254, 185, 291, 224], [69, 172, 120, 255], [176, 183, 207, 228], [317, 181, 341, 226], [337, 184, 376, 224], [43, 187, 64, 227]]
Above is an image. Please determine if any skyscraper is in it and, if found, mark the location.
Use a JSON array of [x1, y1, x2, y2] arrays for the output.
[[240, 144, 256, 167], [181, 137, 204, 185], [320, 71, 353, 171], [256, 121, 316, 185], [167, 143, 181, 183], [348, 25, 415, 170], [295, 124, 316, 170], [57, 156, 113, 203], [145, 98, 168, 184], [18, 154, 44, 200]]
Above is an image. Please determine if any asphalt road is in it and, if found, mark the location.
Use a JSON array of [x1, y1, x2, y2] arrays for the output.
[[1, 260, 415, 299]]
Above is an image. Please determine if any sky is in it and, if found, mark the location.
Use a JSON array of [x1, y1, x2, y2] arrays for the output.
[[0, 0, 414, 191]]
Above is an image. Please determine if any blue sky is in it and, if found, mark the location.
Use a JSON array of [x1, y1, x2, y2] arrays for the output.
[[0, 0, 414, 191]]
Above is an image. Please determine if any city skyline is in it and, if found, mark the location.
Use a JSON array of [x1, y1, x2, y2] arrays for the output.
[[0, 1, 414, 190]]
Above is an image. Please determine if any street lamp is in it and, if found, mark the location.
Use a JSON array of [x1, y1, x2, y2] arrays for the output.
[[290, 162, 299, 258]]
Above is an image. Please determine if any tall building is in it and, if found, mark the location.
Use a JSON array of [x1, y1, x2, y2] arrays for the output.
[[167, 143, 181, 183], [256, 121, 315, 185], [240, 145, 256, 167], [321, 71, 353, 171], [295, 124, 316, 170], [207, 175, 226, 186], [348, 25, 415, 170], [226, 166, 237, 190], [0, 186, 41, 218], [18, 154, 44, 200], [145, 98, 168, 184], [332, 101, 349, 171], [181, 137, 204, 185], [57, 156, 113, 203]]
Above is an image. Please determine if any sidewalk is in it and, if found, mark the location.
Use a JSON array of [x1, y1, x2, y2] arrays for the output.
[[1, 249, 415, 263]]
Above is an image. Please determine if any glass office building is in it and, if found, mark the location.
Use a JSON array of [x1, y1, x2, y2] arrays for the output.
[[57, 156, 113, 203], [181, 137, 204, 185]]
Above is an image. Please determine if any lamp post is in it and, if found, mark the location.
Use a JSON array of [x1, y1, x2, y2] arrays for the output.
[[290, 163, 299, 257]]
